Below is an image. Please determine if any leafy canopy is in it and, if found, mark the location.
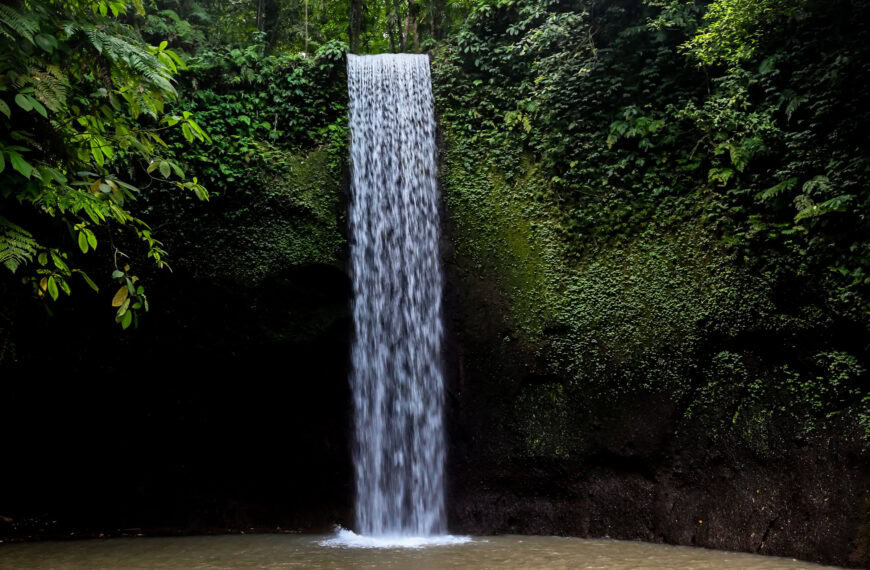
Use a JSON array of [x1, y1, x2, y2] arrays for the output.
[[0, 0, 210, 328]]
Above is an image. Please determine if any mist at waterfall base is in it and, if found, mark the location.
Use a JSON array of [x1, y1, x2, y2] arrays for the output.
[[321, 53, 467, 549]]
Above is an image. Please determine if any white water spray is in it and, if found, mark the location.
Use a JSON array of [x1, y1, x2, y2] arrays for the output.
[[344, 53, 448, 540]]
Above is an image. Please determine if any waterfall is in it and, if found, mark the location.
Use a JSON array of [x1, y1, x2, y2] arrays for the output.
[[346, 54, 446, 537]]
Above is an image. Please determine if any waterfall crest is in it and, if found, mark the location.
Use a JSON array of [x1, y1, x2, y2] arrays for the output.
[[346, 53, 446, 537]]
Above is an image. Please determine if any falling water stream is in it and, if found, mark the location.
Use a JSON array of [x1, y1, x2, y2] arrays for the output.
[[345, 53, 446, 539]]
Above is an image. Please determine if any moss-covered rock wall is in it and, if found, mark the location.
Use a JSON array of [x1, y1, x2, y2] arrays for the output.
[[439, 103, 869, 570], [429, 4, 870, 563]]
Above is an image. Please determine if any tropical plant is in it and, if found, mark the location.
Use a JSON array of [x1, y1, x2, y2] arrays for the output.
[[0, 0, 210, 328]]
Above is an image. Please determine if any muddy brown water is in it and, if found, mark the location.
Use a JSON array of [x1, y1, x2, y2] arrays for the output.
[[0, 534, 843, 569]]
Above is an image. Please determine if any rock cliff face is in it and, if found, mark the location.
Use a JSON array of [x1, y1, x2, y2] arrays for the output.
[[437, 141, 869, 568]]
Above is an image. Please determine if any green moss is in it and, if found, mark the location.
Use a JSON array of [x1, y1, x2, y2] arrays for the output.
[[182, 147, 345, 286], [442, 131, 869, 459], [445, 156, 551, 343], [445, 137, 768, 393]]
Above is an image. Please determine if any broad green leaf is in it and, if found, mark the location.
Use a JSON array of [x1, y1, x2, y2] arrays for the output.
[[8, 151, 32, 178], [188, 120, 210, 142], [15, 94, 32, 111], [47, 276, 59, 301], [90, 140, 105, 166], [44, 167, 67, 183], [159, 160, 171, 178], [34, 34, 55, 53], [113, 179, 139, 192], [51, 252, 69, 271], [29, 97, 47, 118], [121, 309, 133, 329], [167, 50, 187, 70], [0, 100, 10, 119], [78, 271, 100, 292], [86, 230, 97, 249], [78, 232, 89, 253], [117, 297, 130, 316]]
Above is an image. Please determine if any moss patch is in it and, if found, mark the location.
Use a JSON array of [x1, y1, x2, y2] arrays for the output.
[[442, 134, 869, 460], [179, 146, 345, 286]]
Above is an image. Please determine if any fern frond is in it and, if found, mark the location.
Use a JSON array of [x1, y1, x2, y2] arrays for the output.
[[0, 218, 39, 273], [29, 64, 69, 112], [64, 23, 177, 96], [0, 25, 16, 42], [187, 3, 211, 24], [0, 4, 39, 43]]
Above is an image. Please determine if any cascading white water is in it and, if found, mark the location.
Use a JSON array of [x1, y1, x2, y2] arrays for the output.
[[346, 54, 446, 538]]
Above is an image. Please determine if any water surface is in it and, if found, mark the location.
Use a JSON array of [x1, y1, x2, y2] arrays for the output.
[[0, 534, 841, 569]]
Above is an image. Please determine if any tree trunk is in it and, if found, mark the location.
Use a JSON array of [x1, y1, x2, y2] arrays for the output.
[[349, 0, 363, 53], [431, 0, 446, 40], [256, 0, 264, 33], [429, 1, 435, 43], [394, 0, 405, 51], [405, 0, 419, 52], [387, 5, 397, 53], [262, 0, 281, 48]]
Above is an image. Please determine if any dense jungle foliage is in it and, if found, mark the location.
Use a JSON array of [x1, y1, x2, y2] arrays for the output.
[[429, 0, 870, 453], [1, 0, 867, 444]]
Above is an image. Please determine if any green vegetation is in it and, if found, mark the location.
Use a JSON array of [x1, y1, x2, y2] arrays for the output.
[[0, 0, 210, 329], [136, 38, 350, 286], [431, 0, 870, 453], [1, 0, 867, 448], [0, 0, 351, 330]]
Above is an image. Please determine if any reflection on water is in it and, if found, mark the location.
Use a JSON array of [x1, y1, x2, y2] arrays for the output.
[[0, 534, 841, 569]]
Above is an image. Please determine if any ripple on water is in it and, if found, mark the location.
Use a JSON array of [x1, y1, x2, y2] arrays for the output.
[[318, 527, 472, 549]]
